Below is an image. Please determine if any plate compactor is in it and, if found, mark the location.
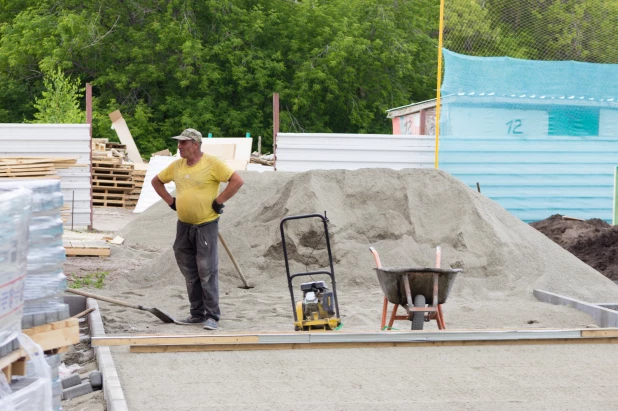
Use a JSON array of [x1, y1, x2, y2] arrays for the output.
[[280, 213, 341, 331]]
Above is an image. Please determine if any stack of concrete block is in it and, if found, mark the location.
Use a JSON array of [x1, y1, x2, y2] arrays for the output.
[[0, 187, 31, 360], [0, 180, 71, 329], [0, 181, 70, 411], [61, 370, 102, 401]]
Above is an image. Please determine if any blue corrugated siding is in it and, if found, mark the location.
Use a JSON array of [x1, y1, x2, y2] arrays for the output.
[[439, 136, 617, 222]]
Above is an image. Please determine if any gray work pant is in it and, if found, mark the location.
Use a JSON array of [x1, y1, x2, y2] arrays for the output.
[[173, 219, 220, 321]]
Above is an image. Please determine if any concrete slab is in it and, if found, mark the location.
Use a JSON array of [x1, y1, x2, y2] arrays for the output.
[[110, 343, 618, 410], [62, 381, 93, 400], [61, 373, 82, 389]]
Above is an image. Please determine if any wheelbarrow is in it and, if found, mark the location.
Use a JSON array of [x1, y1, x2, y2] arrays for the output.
[[369, 247, 462, 330]]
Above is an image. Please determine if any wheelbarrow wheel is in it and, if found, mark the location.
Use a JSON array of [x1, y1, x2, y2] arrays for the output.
[[411, 295, 426, 330]]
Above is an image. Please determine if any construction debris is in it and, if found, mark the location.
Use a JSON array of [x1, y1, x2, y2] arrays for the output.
[[250, 152, 274, 166], [109, 110, 144, 164]]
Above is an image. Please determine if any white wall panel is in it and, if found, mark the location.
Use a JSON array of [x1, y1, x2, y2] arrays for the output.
[[0, 124, 92, 228], [276, 133, 435, 171], [133, 156, 178, 213]]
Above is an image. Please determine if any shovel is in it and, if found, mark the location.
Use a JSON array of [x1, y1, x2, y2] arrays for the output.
[[218, 232, 254, 289], [66, 288, 177, 324]]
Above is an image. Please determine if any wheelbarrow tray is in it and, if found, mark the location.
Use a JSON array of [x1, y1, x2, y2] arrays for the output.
[[374, 267, 462, 306]]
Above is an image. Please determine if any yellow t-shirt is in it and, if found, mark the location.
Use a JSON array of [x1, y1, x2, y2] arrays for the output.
[[158, 154, 234, 225]]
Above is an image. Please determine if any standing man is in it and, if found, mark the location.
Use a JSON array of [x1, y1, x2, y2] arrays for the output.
[[152, 128, 244, 330]]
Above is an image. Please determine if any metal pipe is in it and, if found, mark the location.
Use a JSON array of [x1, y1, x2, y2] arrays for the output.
[[86, 83, 93, 230]]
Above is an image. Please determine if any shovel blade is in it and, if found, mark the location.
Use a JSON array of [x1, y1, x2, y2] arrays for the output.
[[238, 284, 255, 289], [147, 308, 176, 323]]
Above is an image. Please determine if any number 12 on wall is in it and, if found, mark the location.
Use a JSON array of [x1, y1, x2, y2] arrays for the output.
[[506, 119, 523, 135]]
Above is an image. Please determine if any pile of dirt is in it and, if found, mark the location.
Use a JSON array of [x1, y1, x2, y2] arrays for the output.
[[115, 169, 618, 303], [531, 215, 618, 281], [79, 168, 618, 333]]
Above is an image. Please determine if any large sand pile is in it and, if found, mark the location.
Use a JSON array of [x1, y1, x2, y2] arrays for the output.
[[95, 168, 618, 333]]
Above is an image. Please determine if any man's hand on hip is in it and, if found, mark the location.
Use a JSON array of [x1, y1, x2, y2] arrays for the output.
[[212, 199, 224, 214], [169, 197, 177, 211]]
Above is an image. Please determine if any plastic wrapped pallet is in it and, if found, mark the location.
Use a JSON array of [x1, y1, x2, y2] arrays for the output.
[[0, 333, 52, 411], [0, 180, 69, 326], [26, 353, 61, 410], [0, 187, 31, 349]]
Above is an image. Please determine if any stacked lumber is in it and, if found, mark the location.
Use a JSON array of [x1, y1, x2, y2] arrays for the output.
[[0, 157, 79, 179]]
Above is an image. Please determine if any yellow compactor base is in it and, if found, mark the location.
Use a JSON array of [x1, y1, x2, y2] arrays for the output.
[[294, 302, 340, 331]]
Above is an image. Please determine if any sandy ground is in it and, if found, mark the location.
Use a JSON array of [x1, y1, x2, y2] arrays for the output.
[[112, 344, 618, 410]]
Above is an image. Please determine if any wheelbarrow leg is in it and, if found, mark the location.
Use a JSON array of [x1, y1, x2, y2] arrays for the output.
[[388, 304, 399, 330], [437, 304, 446, 330], [381, 297, 388, 330]]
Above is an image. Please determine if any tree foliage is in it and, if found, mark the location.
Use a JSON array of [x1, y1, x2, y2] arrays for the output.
[[1, 0, 614, 156], [444, 0, 618, 63], [0, 0, 439, 156], [31, 67, 85, 123]]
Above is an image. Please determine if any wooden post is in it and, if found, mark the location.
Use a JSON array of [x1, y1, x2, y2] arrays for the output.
[[614, 166, 618, 225], [258, 136, 262, 156], [86, 83, 93, 230], [273, 93, 279, 171], [434, 0, 445, 168]]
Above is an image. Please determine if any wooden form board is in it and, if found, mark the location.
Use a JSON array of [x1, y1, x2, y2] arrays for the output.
[[0, 318, 80, 373], [92, 328, 618, 352], [64, 239, 111, 257], [129, 337, 618, 353], [109, 110, 144, 164]]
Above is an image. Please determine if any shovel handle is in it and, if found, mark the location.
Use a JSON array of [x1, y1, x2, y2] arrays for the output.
[[218, 232, 251, 288], [66, 288, 141, 310]]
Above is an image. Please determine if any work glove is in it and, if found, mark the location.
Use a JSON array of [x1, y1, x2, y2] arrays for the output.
[[169, 197, 177, 211], [212, 199, 225, 214]]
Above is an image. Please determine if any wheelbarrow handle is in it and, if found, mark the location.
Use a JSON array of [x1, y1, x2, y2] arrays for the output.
[[368, 247, 382, 269]]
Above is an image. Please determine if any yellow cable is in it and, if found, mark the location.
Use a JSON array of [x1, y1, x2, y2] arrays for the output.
[[434, 0, 445, 169]]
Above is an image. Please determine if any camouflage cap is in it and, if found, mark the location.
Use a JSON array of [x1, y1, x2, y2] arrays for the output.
[[172, 128, 202, 143]]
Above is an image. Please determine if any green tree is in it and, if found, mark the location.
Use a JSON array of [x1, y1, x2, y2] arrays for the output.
[[31, 67, 85, 123], [0, 0, 440, 155]]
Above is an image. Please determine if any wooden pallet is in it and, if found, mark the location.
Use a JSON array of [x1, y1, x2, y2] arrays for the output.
[[92, 173, 133, 182], [89, 148, 145, 208], [93, 180, 135, 190], [93, 166, 132, 175], [93, 192, 125, 199], [92, 160, 130, 169], [93, 200, 125, 207], [64, 239, 111, 257], [106, 142, 126, 150], [1, 318, 79, 379]]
